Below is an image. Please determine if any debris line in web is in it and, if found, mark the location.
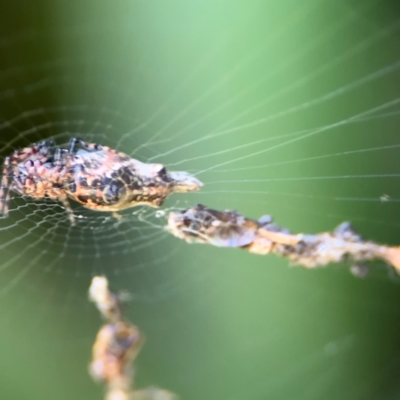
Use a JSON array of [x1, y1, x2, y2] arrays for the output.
[[167, 204, 400, 272], [89, 276, 178, 400]]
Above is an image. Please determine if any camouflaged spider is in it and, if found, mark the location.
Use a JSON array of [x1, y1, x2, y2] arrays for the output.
[[0, 138, 203, 224]]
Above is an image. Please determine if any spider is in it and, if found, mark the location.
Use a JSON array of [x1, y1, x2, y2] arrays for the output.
[[0, 138, 203, 224]]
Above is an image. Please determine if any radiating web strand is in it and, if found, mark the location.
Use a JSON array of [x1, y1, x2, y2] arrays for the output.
[[115, 35, 230, 149], [131, 2, 320, 157], [145, 20, 400, 162], [164, 109, 400, 168], [208, 141, 400, 174], [194, 97, 400, 176], [205, 174, 400, 185], [199, 188, 400, 203], [142, 8, 359, 152]]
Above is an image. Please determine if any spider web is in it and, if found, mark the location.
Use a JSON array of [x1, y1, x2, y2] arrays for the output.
[[2, 1, 400, 400]]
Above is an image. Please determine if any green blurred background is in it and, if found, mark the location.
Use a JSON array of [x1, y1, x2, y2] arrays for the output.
[[1, 1, 400, 399]]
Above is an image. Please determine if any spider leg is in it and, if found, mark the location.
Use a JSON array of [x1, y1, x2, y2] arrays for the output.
[[1, 182, 15, 217], [0, 157, 11, 216], [68, 137, 109, 153], [54, 148, 62, 161], [68, 137, 81, 153], [54, 148, 68, 165], [38, 140, 55, 153], [12, 176, 26, 192], [112, 212, 123, 221], [60, 195, 76, 225]]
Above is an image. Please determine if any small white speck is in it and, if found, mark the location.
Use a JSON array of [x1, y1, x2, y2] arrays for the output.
[[324, 342, 338, 357], [380, 194, 390, 202], [155, 210, 166, 218]]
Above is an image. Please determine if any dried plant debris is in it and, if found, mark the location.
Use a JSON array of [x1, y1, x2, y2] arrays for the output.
[[89, 276, 124, 322], [167, 204, 400, 272], [89, 276, 178, 400], [0, 138, 203, 224]]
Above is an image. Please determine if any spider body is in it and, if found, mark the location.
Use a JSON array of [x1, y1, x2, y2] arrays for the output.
[[68, 145, 182, 210], [0, 138, 203, 224]]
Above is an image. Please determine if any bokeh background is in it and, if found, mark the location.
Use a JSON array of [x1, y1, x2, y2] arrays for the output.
[[1, 1, 400, 399]]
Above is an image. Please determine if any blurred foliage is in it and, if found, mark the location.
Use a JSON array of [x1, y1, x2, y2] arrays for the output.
[[1, 1, 400, 400]]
